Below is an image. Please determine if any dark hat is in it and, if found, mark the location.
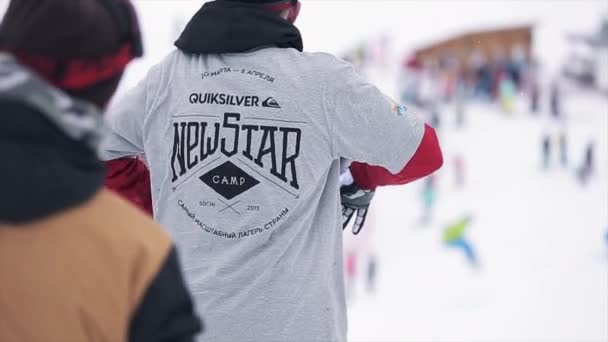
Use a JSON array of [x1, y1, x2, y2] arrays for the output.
[[0, 0, 142, 103], [1, 0, 123, 58]]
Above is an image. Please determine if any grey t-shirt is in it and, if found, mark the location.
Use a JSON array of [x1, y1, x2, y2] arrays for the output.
[[102, 47, 424, 342]]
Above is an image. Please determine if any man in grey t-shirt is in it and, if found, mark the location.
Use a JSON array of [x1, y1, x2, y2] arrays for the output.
[[102, 1, 443, 341]]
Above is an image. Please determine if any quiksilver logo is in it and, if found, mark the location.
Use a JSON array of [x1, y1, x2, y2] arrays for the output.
[[189, 93, 260, 107], [262, 97, 281, 109]]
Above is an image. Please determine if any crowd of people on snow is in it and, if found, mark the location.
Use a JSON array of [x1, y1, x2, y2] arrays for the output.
[[340, 31, 605, 283]]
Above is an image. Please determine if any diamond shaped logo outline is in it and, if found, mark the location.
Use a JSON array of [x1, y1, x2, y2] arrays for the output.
[[199, 161, 260, 200]]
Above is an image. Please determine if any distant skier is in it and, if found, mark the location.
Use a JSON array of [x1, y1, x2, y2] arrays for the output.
[[542, 134, 551, 169], [399, 55, 423, 106], [475, 63, 492, 99], [577, 142, 595, 185], [558, 132, 568, 167], [443, 215, 477, 267], [530, 83, 540, 114], [366, 254, 378, 293], [550, 81, 562, 118], [454, 155, 465, 187], [421, 175, 437, 224], [344, 250, 358, 300], [454, 83, 467, 127], [499, 74, 516, 115], [430, 105, 441, 130], [528, 59, 541, 114]]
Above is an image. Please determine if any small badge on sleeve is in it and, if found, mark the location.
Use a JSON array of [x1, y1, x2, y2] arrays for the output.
[[390, 98, 408, 116]]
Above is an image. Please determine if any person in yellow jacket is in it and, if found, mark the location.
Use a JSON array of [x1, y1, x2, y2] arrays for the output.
[[443, 215, 478, 267], [0, 1, 202, 341]]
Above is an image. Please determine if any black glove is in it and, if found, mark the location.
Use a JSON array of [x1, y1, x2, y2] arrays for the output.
[[341, 181, 375, 235]]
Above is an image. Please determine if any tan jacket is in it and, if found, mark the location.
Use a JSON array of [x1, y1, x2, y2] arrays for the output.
[[0, 190, 194, 342]]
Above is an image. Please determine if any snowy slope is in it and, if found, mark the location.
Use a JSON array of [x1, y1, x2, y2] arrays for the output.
[[344, 56, 607, 341], [346, 91, 608, 341]]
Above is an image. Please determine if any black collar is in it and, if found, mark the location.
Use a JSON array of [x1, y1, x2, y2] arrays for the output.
[[175, 0, 303, 54]]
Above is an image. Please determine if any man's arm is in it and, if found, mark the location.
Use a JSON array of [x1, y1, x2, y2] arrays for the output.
[[101, 67, 156, 161], [105, 158, 153, 215], [326, 57, 443, 233], [349, 123, 443, 190], [340, 125, 442, 233], [326, 57, 439, 177], [102, 66, 161, 212]]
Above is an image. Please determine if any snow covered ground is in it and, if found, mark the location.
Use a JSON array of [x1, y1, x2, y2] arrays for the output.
[[344, 86, 608, 341], [344, 21, 608, 336]]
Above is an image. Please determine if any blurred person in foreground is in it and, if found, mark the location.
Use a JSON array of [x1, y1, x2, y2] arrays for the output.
[[0, 0, 202, 341], [103, 0, 443, 340]]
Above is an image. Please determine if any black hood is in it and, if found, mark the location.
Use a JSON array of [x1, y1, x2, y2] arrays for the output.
[[175, 0, 303, 54], [0, 101, 106, 224]]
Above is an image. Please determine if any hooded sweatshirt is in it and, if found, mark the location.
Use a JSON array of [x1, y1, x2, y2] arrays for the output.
[[101, 1, 426, 341]]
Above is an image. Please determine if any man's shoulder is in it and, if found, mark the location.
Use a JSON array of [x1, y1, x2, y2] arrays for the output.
[[295, 51, 352, 70], [300, 51, 344, 62], [167, 48, 352, 69]]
